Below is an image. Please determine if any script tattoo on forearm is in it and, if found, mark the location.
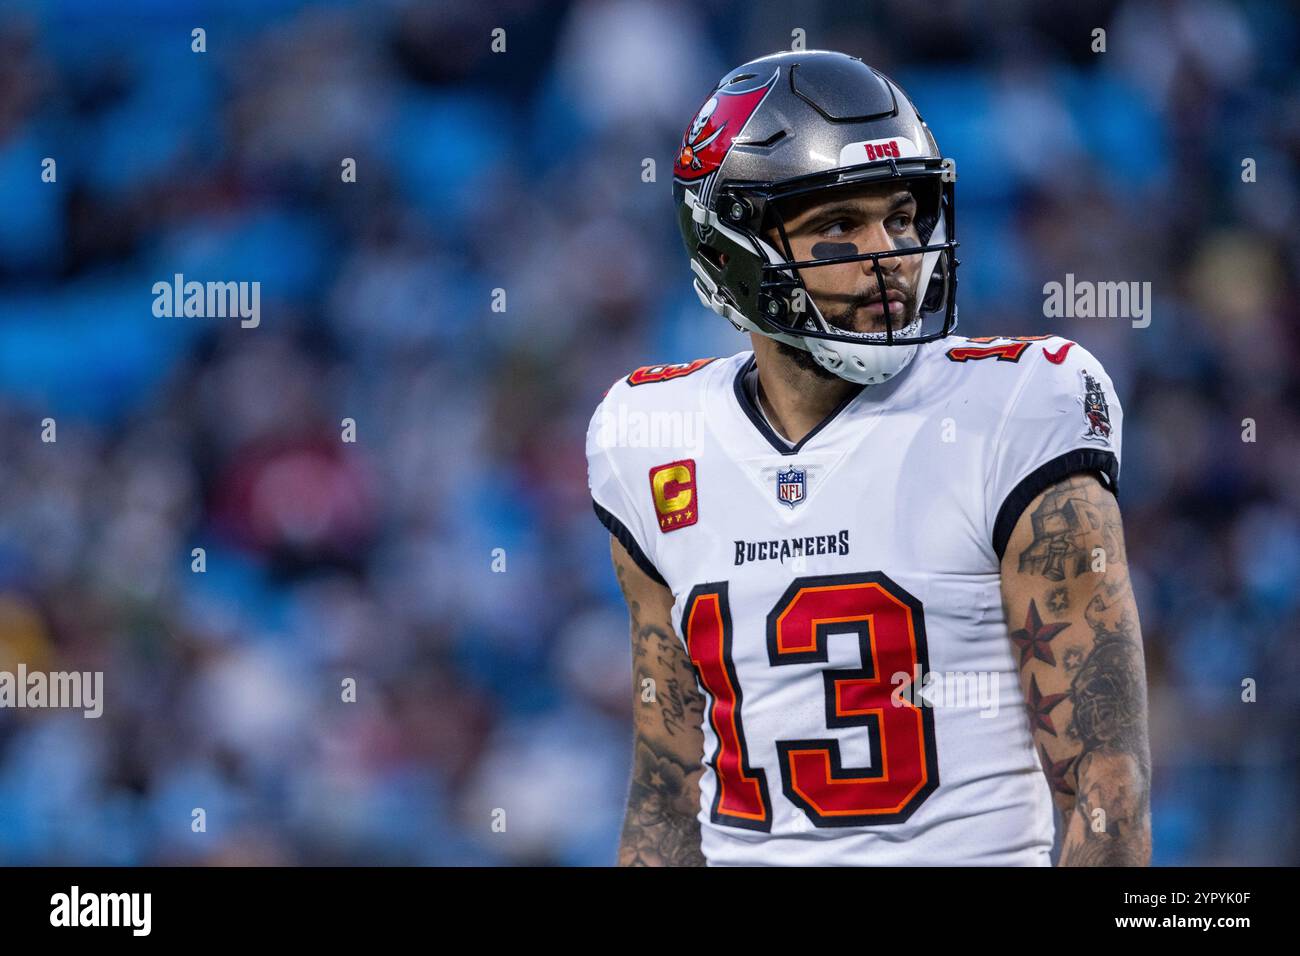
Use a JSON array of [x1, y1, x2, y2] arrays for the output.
[[1010, 475, 1152, 866]]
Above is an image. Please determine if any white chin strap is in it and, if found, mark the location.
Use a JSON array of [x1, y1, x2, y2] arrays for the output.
[[805, 322, 921, 385]]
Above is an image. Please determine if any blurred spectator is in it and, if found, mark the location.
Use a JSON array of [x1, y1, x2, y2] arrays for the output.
[[0, 0, 1295, 865]]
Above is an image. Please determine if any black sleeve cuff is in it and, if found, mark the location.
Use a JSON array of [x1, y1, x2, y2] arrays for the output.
[[992, 449, 1120, 562], [592, 499, 668, 588]]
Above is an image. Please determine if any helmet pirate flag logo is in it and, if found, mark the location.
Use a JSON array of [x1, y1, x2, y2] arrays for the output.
[[1077, 369, 1113, 442], [674, 70, 779, 182]]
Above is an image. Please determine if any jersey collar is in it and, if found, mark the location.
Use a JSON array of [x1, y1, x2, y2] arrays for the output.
[[731, 354, 867, 455]]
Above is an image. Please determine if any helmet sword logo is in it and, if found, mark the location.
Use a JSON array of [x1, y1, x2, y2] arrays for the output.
[[674, 71, 779, 181]]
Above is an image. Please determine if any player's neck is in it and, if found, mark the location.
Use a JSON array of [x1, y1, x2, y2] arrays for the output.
[[750, 337, 862, 446]]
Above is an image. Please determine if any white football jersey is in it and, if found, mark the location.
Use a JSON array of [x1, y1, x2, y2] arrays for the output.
[[587, 335, 1122, 866]]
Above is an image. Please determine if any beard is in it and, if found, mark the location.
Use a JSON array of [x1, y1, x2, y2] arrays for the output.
[[774, 287, 919, 380], [820, 285, 919, 335], [774, 339, 839, 380]]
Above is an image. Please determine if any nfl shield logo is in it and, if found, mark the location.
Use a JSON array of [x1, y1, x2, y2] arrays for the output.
[[776, 466, 806, 509]]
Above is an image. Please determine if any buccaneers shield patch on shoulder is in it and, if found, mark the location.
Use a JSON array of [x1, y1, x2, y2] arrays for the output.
[[1077, 369, 1112, 442]]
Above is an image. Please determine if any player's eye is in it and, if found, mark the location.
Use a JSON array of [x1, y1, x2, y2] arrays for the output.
[[887, 213, 914, 233], [820, 219, 855, 238]]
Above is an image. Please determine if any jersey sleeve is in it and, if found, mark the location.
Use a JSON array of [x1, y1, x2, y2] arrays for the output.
[[986, 340, 1123, 562], [586, 385, 667, 587]]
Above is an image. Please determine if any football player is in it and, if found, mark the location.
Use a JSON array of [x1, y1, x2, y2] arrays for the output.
[[587, 50, 1150, 865]]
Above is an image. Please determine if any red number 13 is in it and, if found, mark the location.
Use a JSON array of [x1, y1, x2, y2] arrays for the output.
[[683, 572, 938, 831]]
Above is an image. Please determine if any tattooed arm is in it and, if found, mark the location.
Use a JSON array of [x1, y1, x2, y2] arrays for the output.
[[609, 536, 707, 866], [998, 473, 1152, 866]]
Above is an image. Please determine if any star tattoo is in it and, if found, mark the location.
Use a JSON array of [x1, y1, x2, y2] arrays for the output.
[[1009, 599, 1071, 667], [1038, 742, 1077, 798], [1026, 674, 1068, 735]]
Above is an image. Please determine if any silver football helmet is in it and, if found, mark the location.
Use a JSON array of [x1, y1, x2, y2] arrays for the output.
[[673, 50, 959, 385]]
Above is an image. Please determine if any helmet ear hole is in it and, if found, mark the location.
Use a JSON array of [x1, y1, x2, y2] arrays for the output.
[[912, 179, 943, 243], [698, 243, 726, 271], [921, 255, 949, 313]]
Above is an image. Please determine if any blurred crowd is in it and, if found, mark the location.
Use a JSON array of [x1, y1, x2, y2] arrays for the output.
[[0, 0, 1296, 864]]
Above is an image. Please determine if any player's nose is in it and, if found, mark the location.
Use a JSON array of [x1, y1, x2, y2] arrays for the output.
[[859, 221, 901, 275]]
